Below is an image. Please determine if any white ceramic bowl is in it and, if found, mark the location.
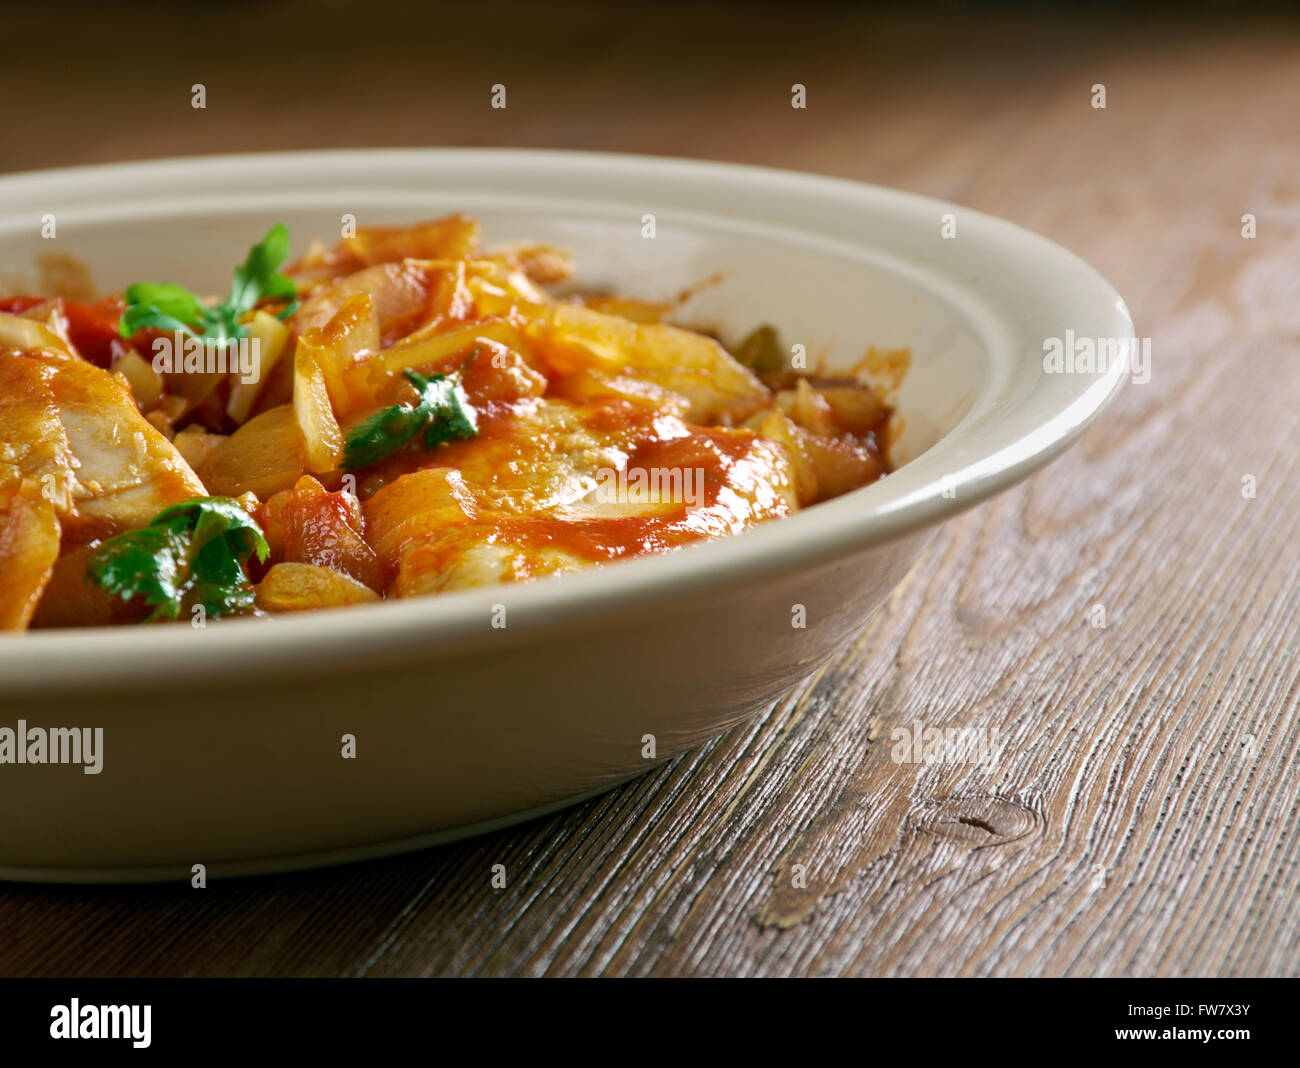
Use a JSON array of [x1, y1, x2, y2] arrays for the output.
[[0, 150, 1131, 881]]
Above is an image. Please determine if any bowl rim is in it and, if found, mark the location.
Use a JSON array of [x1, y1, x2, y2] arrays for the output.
[[0, 148, 1133, 691]]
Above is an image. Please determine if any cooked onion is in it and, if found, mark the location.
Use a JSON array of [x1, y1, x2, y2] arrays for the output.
[[199, 403, 305, 498], [254, 562, 379, 612], [292, 338, 344, 474], [226, 310, 290, 425]]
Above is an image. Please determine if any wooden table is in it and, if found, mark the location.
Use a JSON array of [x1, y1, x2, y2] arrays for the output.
[[2, 5, 1297, 977]]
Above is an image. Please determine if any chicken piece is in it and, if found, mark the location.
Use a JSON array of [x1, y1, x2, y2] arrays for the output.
[[362, 397, 799, 598], [392, 538, 588, 597], [431, 397, 654, 514], [361, 467, 568, 595], [47, 353, 207, 541], [361, 466, 480, 570], [527, 304, 771, 424], [0, 480, 60, 630], [0, 312, 207, 547], [0, 351, 78, 505]]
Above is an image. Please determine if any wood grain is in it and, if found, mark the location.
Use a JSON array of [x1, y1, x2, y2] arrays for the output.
[[1, 4, 1298, 977]]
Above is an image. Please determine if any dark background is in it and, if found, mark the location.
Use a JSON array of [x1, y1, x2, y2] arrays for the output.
[[4, 1, 1296, 180]]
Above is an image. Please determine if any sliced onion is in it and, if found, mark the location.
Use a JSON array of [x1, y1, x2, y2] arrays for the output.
[[0, 311, 75, 358], [292, 338, 344, 474], [226, 310, 290, 425], [110, 349, 164, 411], [199, 403, 305, 499]]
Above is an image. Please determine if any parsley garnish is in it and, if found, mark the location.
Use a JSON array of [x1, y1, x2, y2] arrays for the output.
[[88, 497, 270, 622], [342, 368, 479, 470], [118, 224, 299, 347]]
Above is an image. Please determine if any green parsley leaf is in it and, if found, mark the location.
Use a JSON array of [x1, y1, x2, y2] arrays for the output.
[[230, 221, 296, 310], [342, 367, 479, 471], [123, 282, 206, 325], [117, 224, 297, 348], [733, 324, 784, 373], [87, 497, 270, 622]]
